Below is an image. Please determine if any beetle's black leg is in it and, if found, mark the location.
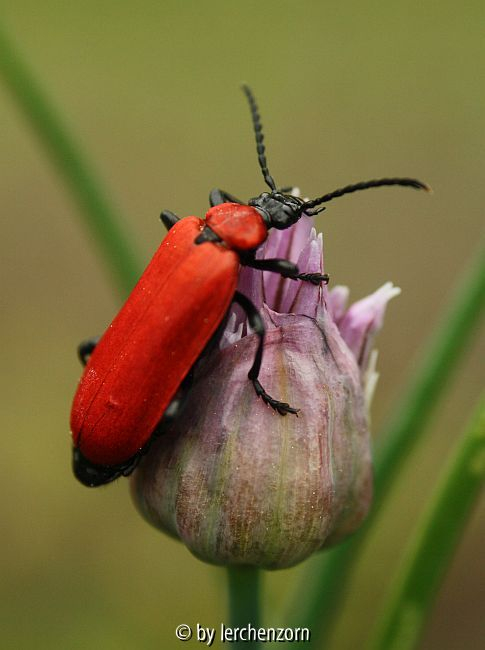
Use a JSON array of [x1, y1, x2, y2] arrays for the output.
[[209, 188, 244, 207], [77, 337, 100, 366], [242, 256, 329, 285], [161, 393, 186, 423], [160, 210, 181, 231], [195, 226, 223, 245], [233, 291, 299, 415], [152, 370, 195, 436]]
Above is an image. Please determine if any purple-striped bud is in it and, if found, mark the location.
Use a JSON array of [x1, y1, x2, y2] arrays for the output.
[[131, 202, 400, 568]]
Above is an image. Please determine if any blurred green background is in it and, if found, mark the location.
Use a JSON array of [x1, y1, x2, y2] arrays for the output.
[[1, 2, 483, 649]]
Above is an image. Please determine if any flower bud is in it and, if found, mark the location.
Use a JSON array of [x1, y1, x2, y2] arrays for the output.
[[132, 209, 400, 568]]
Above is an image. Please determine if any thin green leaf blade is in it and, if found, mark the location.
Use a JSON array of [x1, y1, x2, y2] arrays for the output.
[[368, 397, 485, 650], [0, 23, 142, 296]]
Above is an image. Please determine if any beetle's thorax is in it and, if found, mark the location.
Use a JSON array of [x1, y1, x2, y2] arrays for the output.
[[205, 203, 268, 250], [249, 192, 305, 230]]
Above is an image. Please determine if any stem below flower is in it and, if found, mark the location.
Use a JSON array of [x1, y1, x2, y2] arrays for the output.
[[227, 566, 262, 649]]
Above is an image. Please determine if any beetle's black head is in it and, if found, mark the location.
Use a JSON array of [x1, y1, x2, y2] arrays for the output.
[[249, 191, 305, 230]]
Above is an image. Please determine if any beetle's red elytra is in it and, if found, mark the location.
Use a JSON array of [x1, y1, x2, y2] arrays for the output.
[[71, 217, 239, 467], [70, 85, 428, 487]]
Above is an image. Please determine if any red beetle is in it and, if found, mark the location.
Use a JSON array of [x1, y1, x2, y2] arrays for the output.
[[71, 85, 428, 486]]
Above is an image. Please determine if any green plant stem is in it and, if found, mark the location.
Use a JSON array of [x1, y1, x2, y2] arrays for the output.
[[227, 566, 262, 649], [0, 24, 142, 298], [287, 242, 485, 647], [368, 397, 485, 650]]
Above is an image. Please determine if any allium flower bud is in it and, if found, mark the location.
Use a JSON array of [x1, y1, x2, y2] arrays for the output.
[[132, 205, 400, 569]]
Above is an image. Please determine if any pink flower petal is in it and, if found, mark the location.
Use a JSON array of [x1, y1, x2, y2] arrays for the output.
[[338, 282, 401, 373], [327, 285, 350, 325]]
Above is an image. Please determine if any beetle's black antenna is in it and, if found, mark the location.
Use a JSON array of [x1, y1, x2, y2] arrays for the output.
[[300, 177, 431, 215], [242, 85, 277, 192]]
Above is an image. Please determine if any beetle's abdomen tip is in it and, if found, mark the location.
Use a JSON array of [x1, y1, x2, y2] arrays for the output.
[[72, 447, 119, 488]]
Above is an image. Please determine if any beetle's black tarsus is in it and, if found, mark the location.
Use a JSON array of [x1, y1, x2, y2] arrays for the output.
[[242, 85, 277, 192], [300, 177, 430, 215], [209, 188, 244, 207], [296, 272, 330, 285], [242, 256, 329, 285], [160, 210, 181, 231], [78, 337, 99, 366], [233, 291, 299, 416], [252, 378, 299, 416]]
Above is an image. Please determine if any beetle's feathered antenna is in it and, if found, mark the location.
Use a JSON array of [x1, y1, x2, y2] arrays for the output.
[[242, 85, 277, 192], [300, 177, 431, 216]]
